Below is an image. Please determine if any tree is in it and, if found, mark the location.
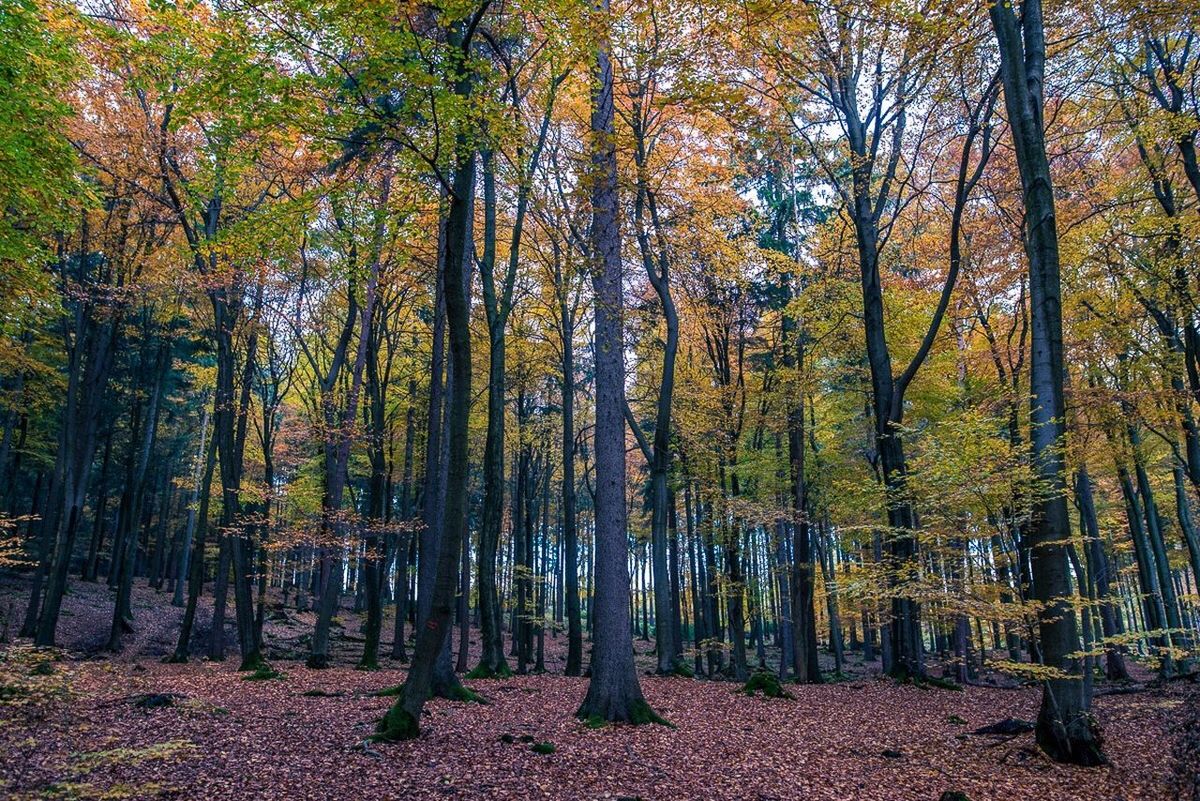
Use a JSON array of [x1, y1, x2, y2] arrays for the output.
[[375, 2, 489, 741], [575, 0, 662, 725], [988, 0, 1106, 765]]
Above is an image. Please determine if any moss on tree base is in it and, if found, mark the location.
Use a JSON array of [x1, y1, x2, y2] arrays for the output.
[[445, 684, 488, 705], [238, 654, 269, 673], [629, 699, 672, 727], [576, 698, 672, 728], [664, 661, 694, 678], [305, 653, 331, 670], [371, 704, 420, 742], [893, 672, 962, 692], [466, 662, 513, 680], [242, 664, 284, 681]]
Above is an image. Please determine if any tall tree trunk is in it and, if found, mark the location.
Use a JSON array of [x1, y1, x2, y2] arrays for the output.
[[990, 0, 1105, 763], [390, 378, 418, 662], [105, 340, 171, 651], [560, 262, 583, 676], [787, 328, 821, 683], [377, 18, 484, 736], [577, 2, 659, 724]]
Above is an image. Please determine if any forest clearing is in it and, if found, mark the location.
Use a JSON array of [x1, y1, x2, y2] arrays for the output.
[[3, 0, 1200, 797]]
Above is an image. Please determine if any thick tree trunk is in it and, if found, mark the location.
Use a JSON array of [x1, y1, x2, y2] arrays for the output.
[[990, 0, 1105, 764], [577, 6, 659, 724]]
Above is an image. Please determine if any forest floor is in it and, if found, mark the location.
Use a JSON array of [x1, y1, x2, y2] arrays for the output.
[[1, 574, 1197, 800]]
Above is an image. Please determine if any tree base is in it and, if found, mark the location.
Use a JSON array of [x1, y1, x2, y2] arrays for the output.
[[1036, 708, 1107, 766], [306, 653, 331, 670], [371, 684, 404, 697], [242, 664, 284, 681], [576, 697, 671, 728], [238, 653, 268, 673], [466, 662, 513, 680], [658, 660, 694, 679], [372, 702, 419, 742], [444, 684, 488, 705]]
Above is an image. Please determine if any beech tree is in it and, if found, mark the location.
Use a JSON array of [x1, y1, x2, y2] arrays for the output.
[[575, 0, 661, 724], [7, 0, 1200, 776], [988, 0, 1106, 765]]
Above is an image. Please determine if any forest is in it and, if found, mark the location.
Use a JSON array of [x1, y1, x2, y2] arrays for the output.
[[1, 0, 1199, 797]]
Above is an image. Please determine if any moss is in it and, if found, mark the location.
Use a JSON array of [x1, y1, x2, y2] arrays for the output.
[[741, 671, 794, 699], [242, 665, 284, 682], [939, 792, 971, 801], [446, 684, 488, 705], [670, 661, 695, 678], [370, 684, 405, 697], [894, 673, 962, 692], [466, 662, 513, 680], [530, 741, 555, 755], [238, 652, 270, 671], [947, 714, 967, 725], [921, 676, 963, 692], [355, 660, 380, 672], [301, 689, 344, 698], [577, 700, 672, 728], [628, 699, 674, 728], [371, 703, 419, 742], [131, 693, 183, 709], [72, 739, 196, 770]]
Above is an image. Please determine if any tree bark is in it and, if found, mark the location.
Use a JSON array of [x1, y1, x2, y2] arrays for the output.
[[990, 0, 1105, 763], [577, 1, 659, 724]]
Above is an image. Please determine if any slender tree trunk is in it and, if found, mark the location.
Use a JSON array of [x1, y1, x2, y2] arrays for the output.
[[377, 26, 480, 736], [170, 427, 218, 662], [1074, 468, 1129, 681], [560, 279, 583, 676], [173, 404, 211, 608]]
